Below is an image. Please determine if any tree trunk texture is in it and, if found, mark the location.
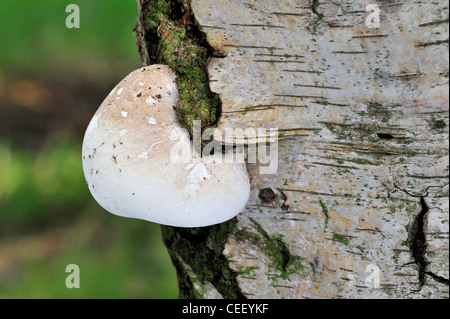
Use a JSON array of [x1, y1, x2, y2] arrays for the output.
[[136, 0, 449, 298]]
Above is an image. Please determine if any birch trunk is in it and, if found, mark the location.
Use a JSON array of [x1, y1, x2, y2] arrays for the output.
[[136, 0, 449, 298]]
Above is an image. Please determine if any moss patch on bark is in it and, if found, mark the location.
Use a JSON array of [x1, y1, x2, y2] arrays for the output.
[[139, 0, 220, 134]]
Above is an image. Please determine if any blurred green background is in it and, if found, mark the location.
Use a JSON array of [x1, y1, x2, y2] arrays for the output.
[[0, 0, 178, 298]]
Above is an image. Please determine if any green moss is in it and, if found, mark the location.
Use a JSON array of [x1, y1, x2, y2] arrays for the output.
[[242, 106, 256, 115], [237, 266, 258, 277], [310, 0, 324, 35], [431, 119, 446, 131], [332, 233, 350, 245], [161, 219, 244, 299], [144, 0, 170, 29], [355, 102, 394, 124], [176, 76, 220, 131], [265, 235, 304, 282], [141, 0, 220, 133], [320, 200, 330, 228], [355, 158, 372, 165], [383, 286, 392, 296], [250, 221, 304, 283]]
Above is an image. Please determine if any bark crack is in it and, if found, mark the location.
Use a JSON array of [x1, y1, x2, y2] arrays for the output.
[[391, 180, 449, 288], [405, 195, 449, 287], [408, 196, 428, 288], [426, 271, 450, 286], [309, 0, 324, 34]]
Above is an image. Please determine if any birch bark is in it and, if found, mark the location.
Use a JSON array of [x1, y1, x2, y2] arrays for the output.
[[137, 0, 449, 298]]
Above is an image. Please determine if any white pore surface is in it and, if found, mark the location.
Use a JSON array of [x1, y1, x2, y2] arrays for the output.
[[82, 65, 250, 227]]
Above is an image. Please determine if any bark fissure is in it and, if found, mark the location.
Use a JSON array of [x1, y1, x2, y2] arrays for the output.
[[426, 271, 450, 286], [309, 0, 324, 34], [392, 182, 449, 288], [408, 196, 428, 287], [407, 196, 449, 287]]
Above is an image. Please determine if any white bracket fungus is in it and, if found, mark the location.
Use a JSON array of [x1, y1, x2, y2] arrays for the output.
[[82, 65, 250, 227]]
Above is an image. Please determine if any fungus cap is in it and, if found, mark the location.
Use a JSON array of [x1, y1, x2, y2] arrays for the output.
[[82, 65, 250, 227]]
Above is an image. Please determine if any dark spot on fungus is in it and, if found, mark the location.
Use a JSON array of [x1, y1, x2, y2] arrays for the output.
[[137, 92, 142, 97]]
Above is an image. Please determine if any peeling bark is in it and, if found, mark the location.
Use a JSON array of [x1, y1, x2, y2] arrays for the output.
[[136, 0, 449, 298]]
